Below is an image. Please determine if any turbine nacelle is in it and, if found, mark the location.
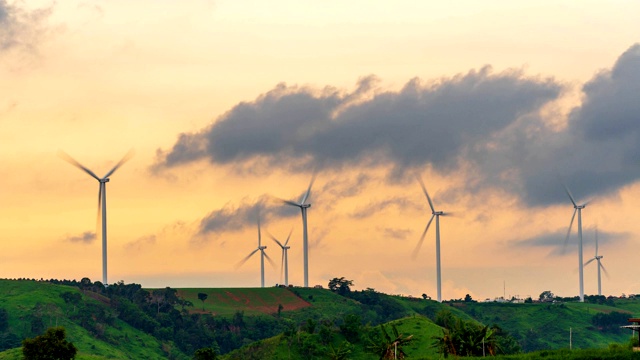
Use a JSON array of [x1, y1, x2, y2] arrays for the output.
[[433, 210, 444, 216], [300, 204, 311, 208], [574, 204, 586, 210], [100, 178, 110, 183]]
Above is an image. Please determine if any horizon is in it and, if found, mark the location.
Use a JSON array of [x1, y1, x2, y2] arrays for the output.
[[1, 1, 640, 302]]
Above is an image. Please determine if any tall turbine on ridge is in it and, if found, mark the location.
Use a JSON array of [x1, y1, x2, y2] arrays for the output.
[[413, 175, 449, 303], [268, 229, 292, 286], [59, 150, 133, 286], [562, 183, 588, 303], [237, 217, 274, 288], [584, 227, 608, 296], [281, 175, 315, 287]]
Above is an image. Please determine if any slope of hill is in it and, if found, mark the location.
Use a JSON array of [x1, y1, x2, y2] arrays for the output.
[[449, 300, 633, 351], [176, 287, 311, 316], [2, 279, 639, 359], [0, 279, 178, 359]]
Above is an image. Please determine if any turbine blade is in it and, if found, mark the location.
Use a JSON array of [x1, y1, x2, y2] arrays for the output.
[[277, 196, 301, 207], [103, 149, 134, 178], [235, 249, 259, 269], [58, 150, 101, 180], [263, 251, 276, 268], [267, 231, 284, 248], [284, 228, 293, 246], [600, 262, 610, 279], [584, 258, 596, 267], [412, 214, 435, 259], [562, 209, 577, 254], [300, 173, 317, 205], [96, 185, 103, 235], [416, 174, 435, 213], [257, 216, 262, 247], [562, 182, 577, 207]]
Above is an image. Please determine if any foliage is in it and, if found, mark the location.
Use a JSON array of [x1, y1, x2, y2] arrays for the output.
[[328, 277, 353, 296], [198, 293, 208, 311], [22, 327, 77, 360], [539, 290, 554, 302], [193, 347, 218, 360], [431, 310, 520, 357], [340, 314, 362, 343], [368, 323, 413, 359], [592, 311, 630, 333]]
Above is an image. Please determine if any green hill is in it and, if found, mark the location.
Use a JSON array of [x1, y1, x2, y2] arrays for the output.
[[0, 279, 177, 359], [1, 279, 639, 359]]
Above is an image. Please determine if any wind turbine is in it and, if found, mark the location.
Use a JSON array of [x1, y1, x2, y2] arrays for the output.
[[562, 183, 588, 302], [584, 227, 608, 296], [59, 150, 133, 286], [268, 229, 292, 286], [413, 175, 449, 303], [237, 217, 274, 288], [281, 175, 315, 288]]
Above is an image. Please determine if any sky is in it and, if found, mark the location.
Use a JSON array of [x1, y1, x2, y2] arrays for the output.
[[2, 0, 640, 301]]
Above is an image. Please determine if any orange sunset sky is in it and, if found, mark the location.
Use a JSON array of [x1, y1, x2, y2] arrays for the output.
[[2, 0, 640, 301]]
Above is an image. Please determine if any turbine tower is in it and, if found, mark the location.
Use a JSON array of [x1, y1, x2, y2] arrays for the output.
[[584, 227, 608, 296], [237, 217, 274, 288], [562, 183, 588, 302], [268, 229, 292, 286], [281, 176, 315, 287], [413, 175, 449, 303], [59, 150, 133, 286]]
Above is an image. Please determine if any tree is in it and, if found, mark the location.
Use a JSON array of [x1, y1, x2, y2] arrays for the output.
[[193, 347, 218, 360], [539, 290, 554, 302], [421, 293, 430, 300], [464, 294, 473, 302], [369, 323, 413, 359], [198, 292, 208, 311], [22, 327, 77, 360], [340, 314, 362, 343], [328, 277, 353, 296]]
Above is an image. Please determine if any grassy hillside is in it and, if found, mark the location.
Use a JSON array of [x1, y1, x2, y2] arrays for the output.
[[450, 300, 633, 351], [176, 287, 311, 316], [2, 279, 639, 359], [0, 279, 182, 359]]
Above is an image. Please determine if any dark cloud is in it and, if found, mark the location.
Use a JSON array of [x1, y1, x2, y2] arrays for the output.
[[125, 235, 156, 251], [65, 231, 96, 244], [380, 227, 412, 241], [155, 44, 640, 209], [0, 0, 53, 55], [154, 69, 561, 178], [198, 196, 298, 236], [469, 44, 640, 206], [511, 227, 629, 257], [350, 196, 421, 219]]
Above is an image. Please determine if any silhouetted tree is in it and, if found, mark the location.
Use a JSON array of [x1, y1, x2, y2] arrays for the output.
[[198, 293, 208, 311], [22, 327, 77, 360]]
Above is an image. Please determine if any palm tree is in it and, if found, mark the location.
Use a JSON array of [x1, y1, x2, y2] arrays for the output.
[[369, 324, 413, 359]]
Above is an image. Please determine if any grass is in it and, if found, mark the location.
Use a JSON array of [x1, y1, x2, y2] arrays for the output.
[[0, 279, 175, 360], [174, 287, 310, 316]]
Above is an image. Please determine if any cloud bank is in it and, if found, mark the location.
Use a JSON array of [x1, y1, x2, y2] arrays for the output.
[[65, 231, 96, 244], [156, 44, 640, 236], [0, 0, 53, 55]]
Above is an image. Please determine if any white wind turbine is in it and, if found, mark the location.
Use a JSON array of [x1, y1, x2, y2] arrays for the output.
[[413, 175, 449, 303], [562, 183, 589, 302], [584, 227, 608, 296], [237, 217, 274, 288], [280, 175, 315, 288], [59, 150, 134, 286], [268, 229, 293, 286]]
